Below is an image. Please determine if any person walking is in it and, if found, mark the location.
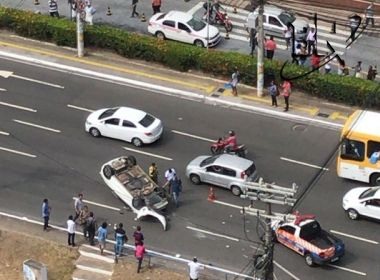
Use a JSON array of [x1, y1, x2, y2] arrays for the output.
[[367, 65, 377, 81], [324, 52, 331, 74], [249, 28, 257, 55], [352, 61, 362, 78], [230, 67, 240, 96], [135, 242, 146, 273], [284, 25, 292, 50], [86, 212, 97, 245], [74, 193, 84, 221], [264, 36, 276, 60], [188, 257, 204, 280], [42, 198, 51, 231], [79, 205, 90, 239], [131, 0, 140, 18], [152, 0, 161, 14], [281, 80, 292, 112], [171, 175, 182, 208], [114, 223, 127, 259], [365, 3, 375, 27], [310, 49, 320, 71], [268, 80, 278, 107], [349, 15, 360, 43], [306, 27, 316, 54], [97, 222, 108, 255], [48, 0, 59, 17], [84, 3, 96, 25], [133, 225, 144, 246], [148, 162, 158, 184], [67, 215, 76, 247]]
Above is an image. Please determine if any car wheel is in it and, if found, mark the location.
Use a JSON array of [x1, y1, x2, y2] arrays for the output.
[[190, 174, 201, 185], [132, 137, 143, 147], [103, 165, 115, 179], [231, 185, 242, 196], [127, 155, 137, 166], [156, 31, 165, 40], [370, 173, 380, 186], [89, 127, 101, 137], [347, 208, 359, 220], [194, 40, 204, 48], [305, 254, 314, 266]]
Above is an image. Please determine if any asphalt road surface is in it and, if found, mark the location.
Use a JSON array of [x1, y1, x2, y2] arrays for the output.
[[0, 56, 379, 279]]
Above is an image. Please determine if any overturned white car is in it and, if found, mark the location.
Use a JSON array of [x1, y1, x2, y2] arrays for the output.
[[100, 156, 169, 230]]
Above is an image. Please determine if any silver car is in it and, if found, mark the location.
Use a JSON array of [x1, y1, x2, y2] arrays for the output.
[[186, 154, 258, 196]]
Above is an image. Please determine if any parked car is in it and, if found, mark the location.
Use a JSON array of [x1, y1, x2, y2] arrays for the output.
[[85, 106, 163, 147], [148, 11, 222, 48], [185, 154, 258, 196], [342, 186, 380, 220], [246, 5, 309, 41]]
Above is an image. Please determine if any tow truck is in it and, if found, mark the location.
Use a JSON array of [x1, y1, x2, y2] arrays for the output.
[[272, 214, 345, 266], [100, 156, 169, 230]]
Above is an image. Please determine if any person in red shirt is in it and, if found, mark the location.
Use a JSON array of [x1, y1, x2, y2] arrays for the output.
[[135, 242, 146, 273], [281, 80, 292, 112], [265, 36, 277, 60], [223, 130, 237, 151], [310, 49, 320, 70]]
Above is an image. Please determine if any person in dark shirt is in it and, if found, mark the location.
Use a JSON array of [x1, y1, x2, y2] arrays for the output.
[[133, 225, 144, 246]]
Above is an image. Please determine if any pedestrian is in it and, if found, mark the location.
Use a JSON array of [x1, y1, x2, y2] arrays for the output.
[[42, 198, 51, 231], [171, 175, 182, 208], [48, 0, 59, 17], [152, 0, 161, 14], [79, 205, 90, 239], [148, 162, 158, 184], [164, 168, 176, 182], [67, 215, 76, 247], [133, 225, 144, 246], [268, 80, 278, 107], [84, 3, 96, 25], [280, 80, 292, 112], [324, 52, 331, 74], [264, 36, 276, 60], [70, 1, 77, 20], [352, 61, 362, 78], [365, 3, 375, 27], [284, 25, 292, 50], [131, 0, 140, 17], [310, 49, 320, 71], [306, 27, 316, 54], [97, 222, 108, 255], [86, 212, 96, 245], [249, 28, 257, 55], [114, 223, 127, 258], [349, 15, 360, 42], [188, 257, 204, 280], [230, 67, 240, 96], [367, 65, 377, 81], [297, 43, 307, 66], [135, 242, 146, 273], [74, 193, 84, 221]]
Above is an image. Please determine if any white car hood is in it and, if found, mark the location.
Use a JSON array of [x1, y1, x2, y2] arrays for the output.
[[343, 187, 369, 202], [196, 24, 219, 39]]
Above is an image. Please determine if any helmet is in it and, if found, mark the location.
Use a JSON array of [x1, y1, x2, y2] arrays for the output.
[[228, 130, 235, 136]]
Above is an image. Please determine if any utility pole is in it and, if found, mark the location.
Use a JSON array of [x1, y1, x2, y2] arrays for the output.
[[256, 0, 264, 97], [76, 0, 85, 57]]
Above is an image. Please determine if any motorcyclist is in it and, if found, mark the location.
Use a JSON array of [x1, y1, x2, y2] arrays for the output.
[[223, 130, 238, 152], [203, 0, 225, 23]]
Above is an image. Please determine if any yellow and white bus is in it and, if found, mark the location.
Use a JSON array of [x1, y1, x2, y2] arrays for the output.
[[337, 110, 380, 186]]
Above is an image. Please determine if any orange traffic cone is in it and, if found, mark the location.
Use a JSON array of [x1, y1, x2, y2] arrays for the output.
[[34, 0, 40, 5], [208, 187, 216, 201], [106, 6, 112, 16], [233, 6, 237, 14], [140, 13, 146, 22]]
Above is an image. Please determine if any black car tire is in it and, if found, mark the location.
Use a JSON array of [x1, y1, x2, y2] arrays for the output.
[[89, 127, 101, 137], [127, 155, 137, 166], [305, 253, 314, 267], [370, 173, 380, 186], [231, 185, 242, 196], [103, 165, 115, 179], [132, 137, 143, 147], [347, 208, 359, 220], [190, 174, 201, 185]]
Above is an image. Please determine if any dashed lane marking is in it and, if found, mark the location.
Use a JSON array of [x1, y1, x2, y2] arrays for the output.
[[280, 157, 329, 171], [0, 88, 6, 91], [327, 264, 366, 276], [67, 104, 94, 113], [171, 130, 215, 143], [12, 74, 64, 89], [0, 146, 36, 158], [0, 101, 37, 112], [330, 230, 379, 245], [72, 197, 121, 211], [13, 119, 61, 133], [186, 226, 240, 242], [122, 147, 173, 161], [273, 261, 301, 280], [0, 131, 10, 136]]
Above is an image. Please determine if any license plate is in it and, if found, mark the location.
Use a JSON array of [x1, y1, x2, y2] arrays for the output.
[[331, 257, 339, 262]]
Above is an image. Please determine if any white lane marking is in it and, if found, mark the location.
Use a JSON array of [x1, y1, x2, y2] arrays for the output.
[[0, 101, 37, 112], [67, 104, 94, 113], [171, 130, 215, 143], [13, 119, 61, 133], [273, 261, 301, 280], [187, 1, 204, 15], [330, 230, 379, 245], [122, 147, 172, 161], [186, 226, 239, 242], [280, 157, 329, 171], [0, 146, 36, 158], [0, 131, 10, 136], [327, 264, 366, 276], [12, 74, 64, 89], [0, 88, 6, 91], [72, 197, 121, 211]]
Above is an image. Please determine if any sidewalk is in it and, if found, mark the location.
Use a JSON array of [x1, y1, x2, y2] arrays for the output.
[[0, 31, 356, 127]]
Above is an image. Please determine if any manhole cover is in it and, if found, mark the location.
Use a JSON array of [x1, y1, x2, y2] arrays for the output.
[[292, 124, 307, 131], [217, 88, 225, 93], [317, 112, 330, 118]]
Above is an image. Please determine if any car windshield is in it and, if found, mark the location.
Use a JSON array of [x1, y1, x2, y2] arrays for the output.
[[157, 13, 166, 20], [99, 108, 118, 120], [187, 17, 206, 31], [139, 114, 156, 127], [200, 155, 218, 167], [359, 187, 380, 199], [299, 221, 321, 241], [279, 12, 296, 25]]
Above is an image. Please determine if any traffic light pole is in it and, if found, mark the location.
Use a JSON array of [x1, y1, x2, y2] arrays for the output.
[[256, 0, 264, 97], [76, 0, 84, 57]]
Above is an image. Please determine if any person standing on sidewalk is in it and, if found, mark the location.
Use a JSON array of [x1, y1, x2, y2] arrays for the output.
[[152, 0, 161, 14], [48, 0, 59, 17], [42, 198, 51, 231], [135, 242, 146, 273], [171, 175, 182, 208], [268, 80, 278, 107], [86, 212, 97, 245], [284, 25, 292, 50], [306, 27, 316, 54], [352, 61, 362, 78], [281, 80, 292, 112], [84, 2, 96, 25], [114, 223, 127, 259], [97, 222, 108, 255], [67, 215, 76, 247], [133, 225, 144, 246], [365, 3, 375, 27], [148, 162, 158, 184], [367, 65, 377, 81], [74, 193, 84, 221], [249, 28, 257, 56], [264, 36, 276, 60], [188, 257, 204, 280], [131, 0, 140, 18], [79, 205, 90, 239], [230, 67, 240, 96]]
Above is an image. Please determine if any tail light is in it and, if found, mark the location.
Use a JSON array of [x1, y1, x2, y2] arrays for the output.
[[145, 132, 152, 136], [319, 252, 326, 258], [241, 171, 247, 179]]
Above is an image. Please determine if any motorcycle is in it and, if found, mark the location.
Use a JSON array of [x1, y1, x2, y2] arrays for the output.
[[203, 8, 233, 32], [210, 138, 247, 158]]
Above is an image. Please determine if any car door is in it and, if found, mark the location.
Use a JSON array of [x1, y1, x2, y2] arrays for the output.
[[177, 22, 192, 44], [267, 15, 285, 38], [204, 165, 224, 186], [120, 120, 138, 142], [277, 225, 299, 251], [161, 20, 177, 40], [101, 118, 121, 138], [360, 199, 380, 219]]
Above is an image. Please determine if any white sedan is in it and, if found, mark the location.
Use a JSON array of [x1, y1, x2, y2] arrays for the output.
[[85, 107, 163, 147], [342, 186, 380, 220], [148, 11, 221, 48]]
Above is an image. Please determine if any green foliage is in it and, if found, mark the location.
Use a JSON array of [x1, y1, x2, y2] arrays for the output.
[[0, 6, 379, 108]]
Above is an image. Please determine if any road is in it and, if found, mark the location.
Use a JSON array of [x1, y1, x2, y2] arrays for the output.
[[0, 54, 379, 279]]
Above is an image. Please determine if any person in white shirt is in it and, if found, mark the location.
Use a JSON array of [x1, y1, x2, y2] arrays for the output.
[[85, 3, 96, 25], [306, 27, 316, 54], [164, 168, 176, 182], [67, 215, 76, 247], [74, 193, 84, 221], [188, 257, 204, 280]]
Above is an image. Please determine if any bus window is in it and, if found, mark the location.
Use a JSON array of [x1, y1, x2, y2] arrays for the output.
[[341, 138, 365, 161], [367, 141, 380, 158]]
